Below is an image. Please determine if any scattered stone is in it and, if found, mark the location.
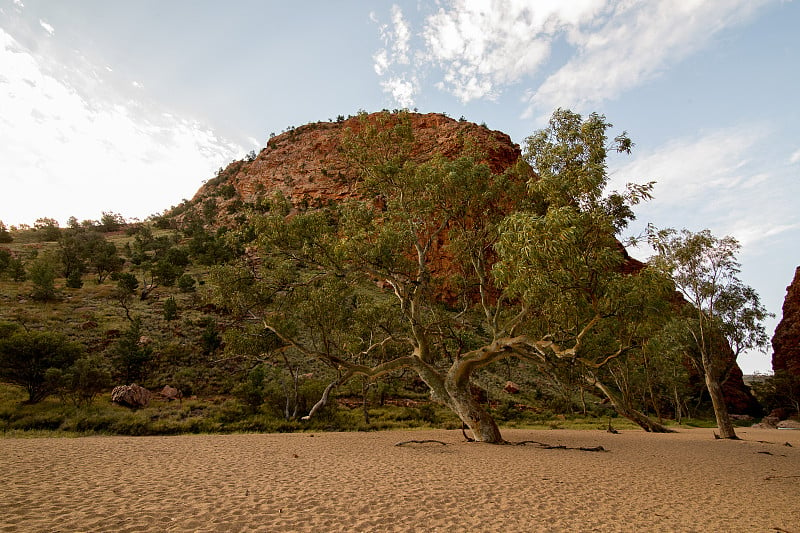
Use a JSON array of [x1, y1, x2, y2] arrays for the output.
[[503, 381, 520, 394], [111, 384, 152, 408], [777, 419, 800, 429]]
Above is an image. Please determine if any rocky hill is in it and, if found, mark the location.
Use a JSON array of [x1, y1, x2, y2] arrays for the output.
[[191, 112, 522, 219], [182, 111, 759, 414], [772, 266, 800, 376]]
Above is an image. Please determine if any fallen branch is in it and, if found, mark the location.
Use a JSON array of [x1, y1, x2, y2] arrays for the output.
[[513, 440, 607, 452], [395, 439, 448, 447]]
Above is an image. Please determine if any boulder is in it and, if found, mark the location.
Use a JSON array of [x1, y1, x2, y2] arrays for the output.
[[503, 381, 520, 394], [111, 384, 152, 408], [777, 419, 800, 429], [160, 385, 181, 401]]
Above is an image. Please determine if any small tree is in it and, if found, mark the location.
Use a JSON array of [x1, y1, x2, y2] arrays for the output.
[[648, 228, 771, 438], [163, 296, 178, 321], [0, 325, 83, 403], [111, 317, 153, 383], [0, 221, 12, 243], [28, 254, 58, 301]]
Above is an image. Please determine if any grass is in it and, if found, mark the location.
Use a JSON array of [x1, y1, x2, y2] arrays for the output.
[[2, 382, 712, 438]]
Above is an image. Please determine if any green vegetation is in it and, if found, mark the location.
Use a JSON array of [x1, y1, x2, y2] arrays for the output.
[[0, 109, 780, 440]]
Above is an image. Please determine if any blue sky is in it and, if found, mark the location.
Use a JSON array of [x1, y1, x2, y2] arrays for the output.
[[1, 0, 798, 373]]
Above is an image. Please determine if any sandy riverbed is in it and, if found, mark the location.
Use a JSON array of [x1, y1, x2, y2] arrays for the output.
[[1, 427, 798, 532]]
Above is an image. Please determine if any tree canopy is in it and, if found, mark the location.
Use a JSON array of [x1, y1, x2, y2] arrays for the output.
[[211, 109, 676, 442]]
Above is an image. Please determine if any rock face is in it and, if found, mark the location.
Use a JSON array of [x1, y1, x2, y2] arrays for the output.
[[111, 384, 152, 408], [192, 112, 523, 219], [188, 110, 759, 415], [772, 267, 800, 376]]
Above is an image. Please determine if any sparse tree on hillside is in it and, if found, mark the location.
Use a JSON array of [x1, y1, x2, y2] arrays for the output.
[[0, 221, 12, 243]]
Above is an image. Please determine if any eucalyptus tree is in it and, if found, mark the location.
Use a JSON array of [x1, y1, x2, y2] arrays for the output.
[[648, 228, 771, 439], [212, 110, 673, 441]]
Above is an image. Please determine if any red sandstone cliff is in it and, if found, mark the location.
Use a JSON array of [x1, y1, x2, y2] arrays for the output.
[[772, 266, 800, 376]]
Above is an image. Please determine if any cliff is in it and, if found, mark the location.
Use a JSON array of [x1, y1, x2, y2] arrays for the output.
[[772, 266, 800, 376]]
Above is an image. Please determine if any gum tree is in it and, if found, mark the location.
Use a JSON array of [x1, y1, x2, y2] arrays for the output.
[[212, 110, 672, 442], [648, 228, 771, 439]]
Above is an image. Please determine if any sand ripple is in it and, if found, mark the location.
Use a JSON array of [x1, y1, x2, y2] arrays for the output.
[[1, 428, 799, 532]]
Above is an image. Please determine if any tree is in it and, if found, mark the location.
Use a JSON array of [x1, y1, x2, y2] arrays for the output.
[[0, 220, 13, 243], [212, 110, 672, 442], [0, 324, 83, 403], [494, 109, 673, 432], [648, 228, 771, 438], [48, 354, 113, 406], [110, 317, 153, 384], [33, 217, 61, 242], [28, 254, 58, 301]]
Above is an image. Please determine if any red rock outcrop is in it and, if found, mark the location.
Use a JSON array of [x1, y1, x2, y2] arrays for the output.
[[192, 112, 522, 217], [772, 266, 800, 376]]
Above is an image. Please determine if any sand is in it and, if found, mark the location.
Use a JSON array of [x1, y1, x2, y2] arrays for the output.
[[1, 427, 799, 532]]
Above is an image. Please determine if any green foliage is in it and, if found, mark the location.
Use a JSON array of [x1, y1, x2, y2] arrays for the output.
[[0, 325, 84, 403], [48, 354, 113, 406], [28, 254, 58, 301], [750, 372, 800, 416], [163, 297, 178, 321], [110, 317, 153, 384], [177, 273, 196, 292], [33, 217, 61, 242], [0, 221, 13, 243]]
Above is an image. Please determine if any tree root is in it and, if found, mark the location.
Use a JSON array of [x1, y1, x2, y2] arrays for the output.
[[513, 440, 607, 452], [394, 439, 448, 447]]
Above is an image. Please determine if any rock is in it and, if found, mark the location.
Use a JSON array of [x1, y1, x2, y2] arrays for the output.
[[772, 266, 800, 377], [504, 381, 520, 394], [111, 384, 152, 408], [777, 419, 800, 429], [160, 385, 181, 401], [752, 416, 780, 429]]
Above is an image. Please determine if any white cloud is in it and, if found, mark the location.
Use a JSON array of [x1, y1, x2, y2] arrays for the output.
[[422, 0, 606, 102], [789, 148, 800, 164], [38, 19, 54, 35], [13, 0, 24, 8], [609, 125, 798, 254], [0, 29, 242, 226], [528, 0, 769, 112], [381, 75, 417, 109], [373, 5, 418, 105], [373, 0, 772, 111]]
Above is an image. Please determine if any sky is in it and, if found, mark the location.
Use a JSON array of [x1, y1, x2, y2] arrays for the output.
[[1, 0, 798, 373]]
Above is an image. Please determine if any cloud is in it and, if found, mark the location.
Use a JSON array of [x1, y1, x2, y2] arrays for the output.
[[527, 0, 769, 113], [13, 0, 24, 8], [373, 5, 415, 104], [609, 125, 798, 253], [421, 0, 605, 102], [372, 0, 772, 111], [38, 19, 54, 35], [790, 148, 800, 164], [381, 75, 417, 109], [0, 29, 242, 226]]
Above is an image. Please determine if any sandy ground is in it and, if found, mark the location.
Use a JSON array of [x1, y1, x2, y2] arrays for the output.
[[1, 427, 799, 532]]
